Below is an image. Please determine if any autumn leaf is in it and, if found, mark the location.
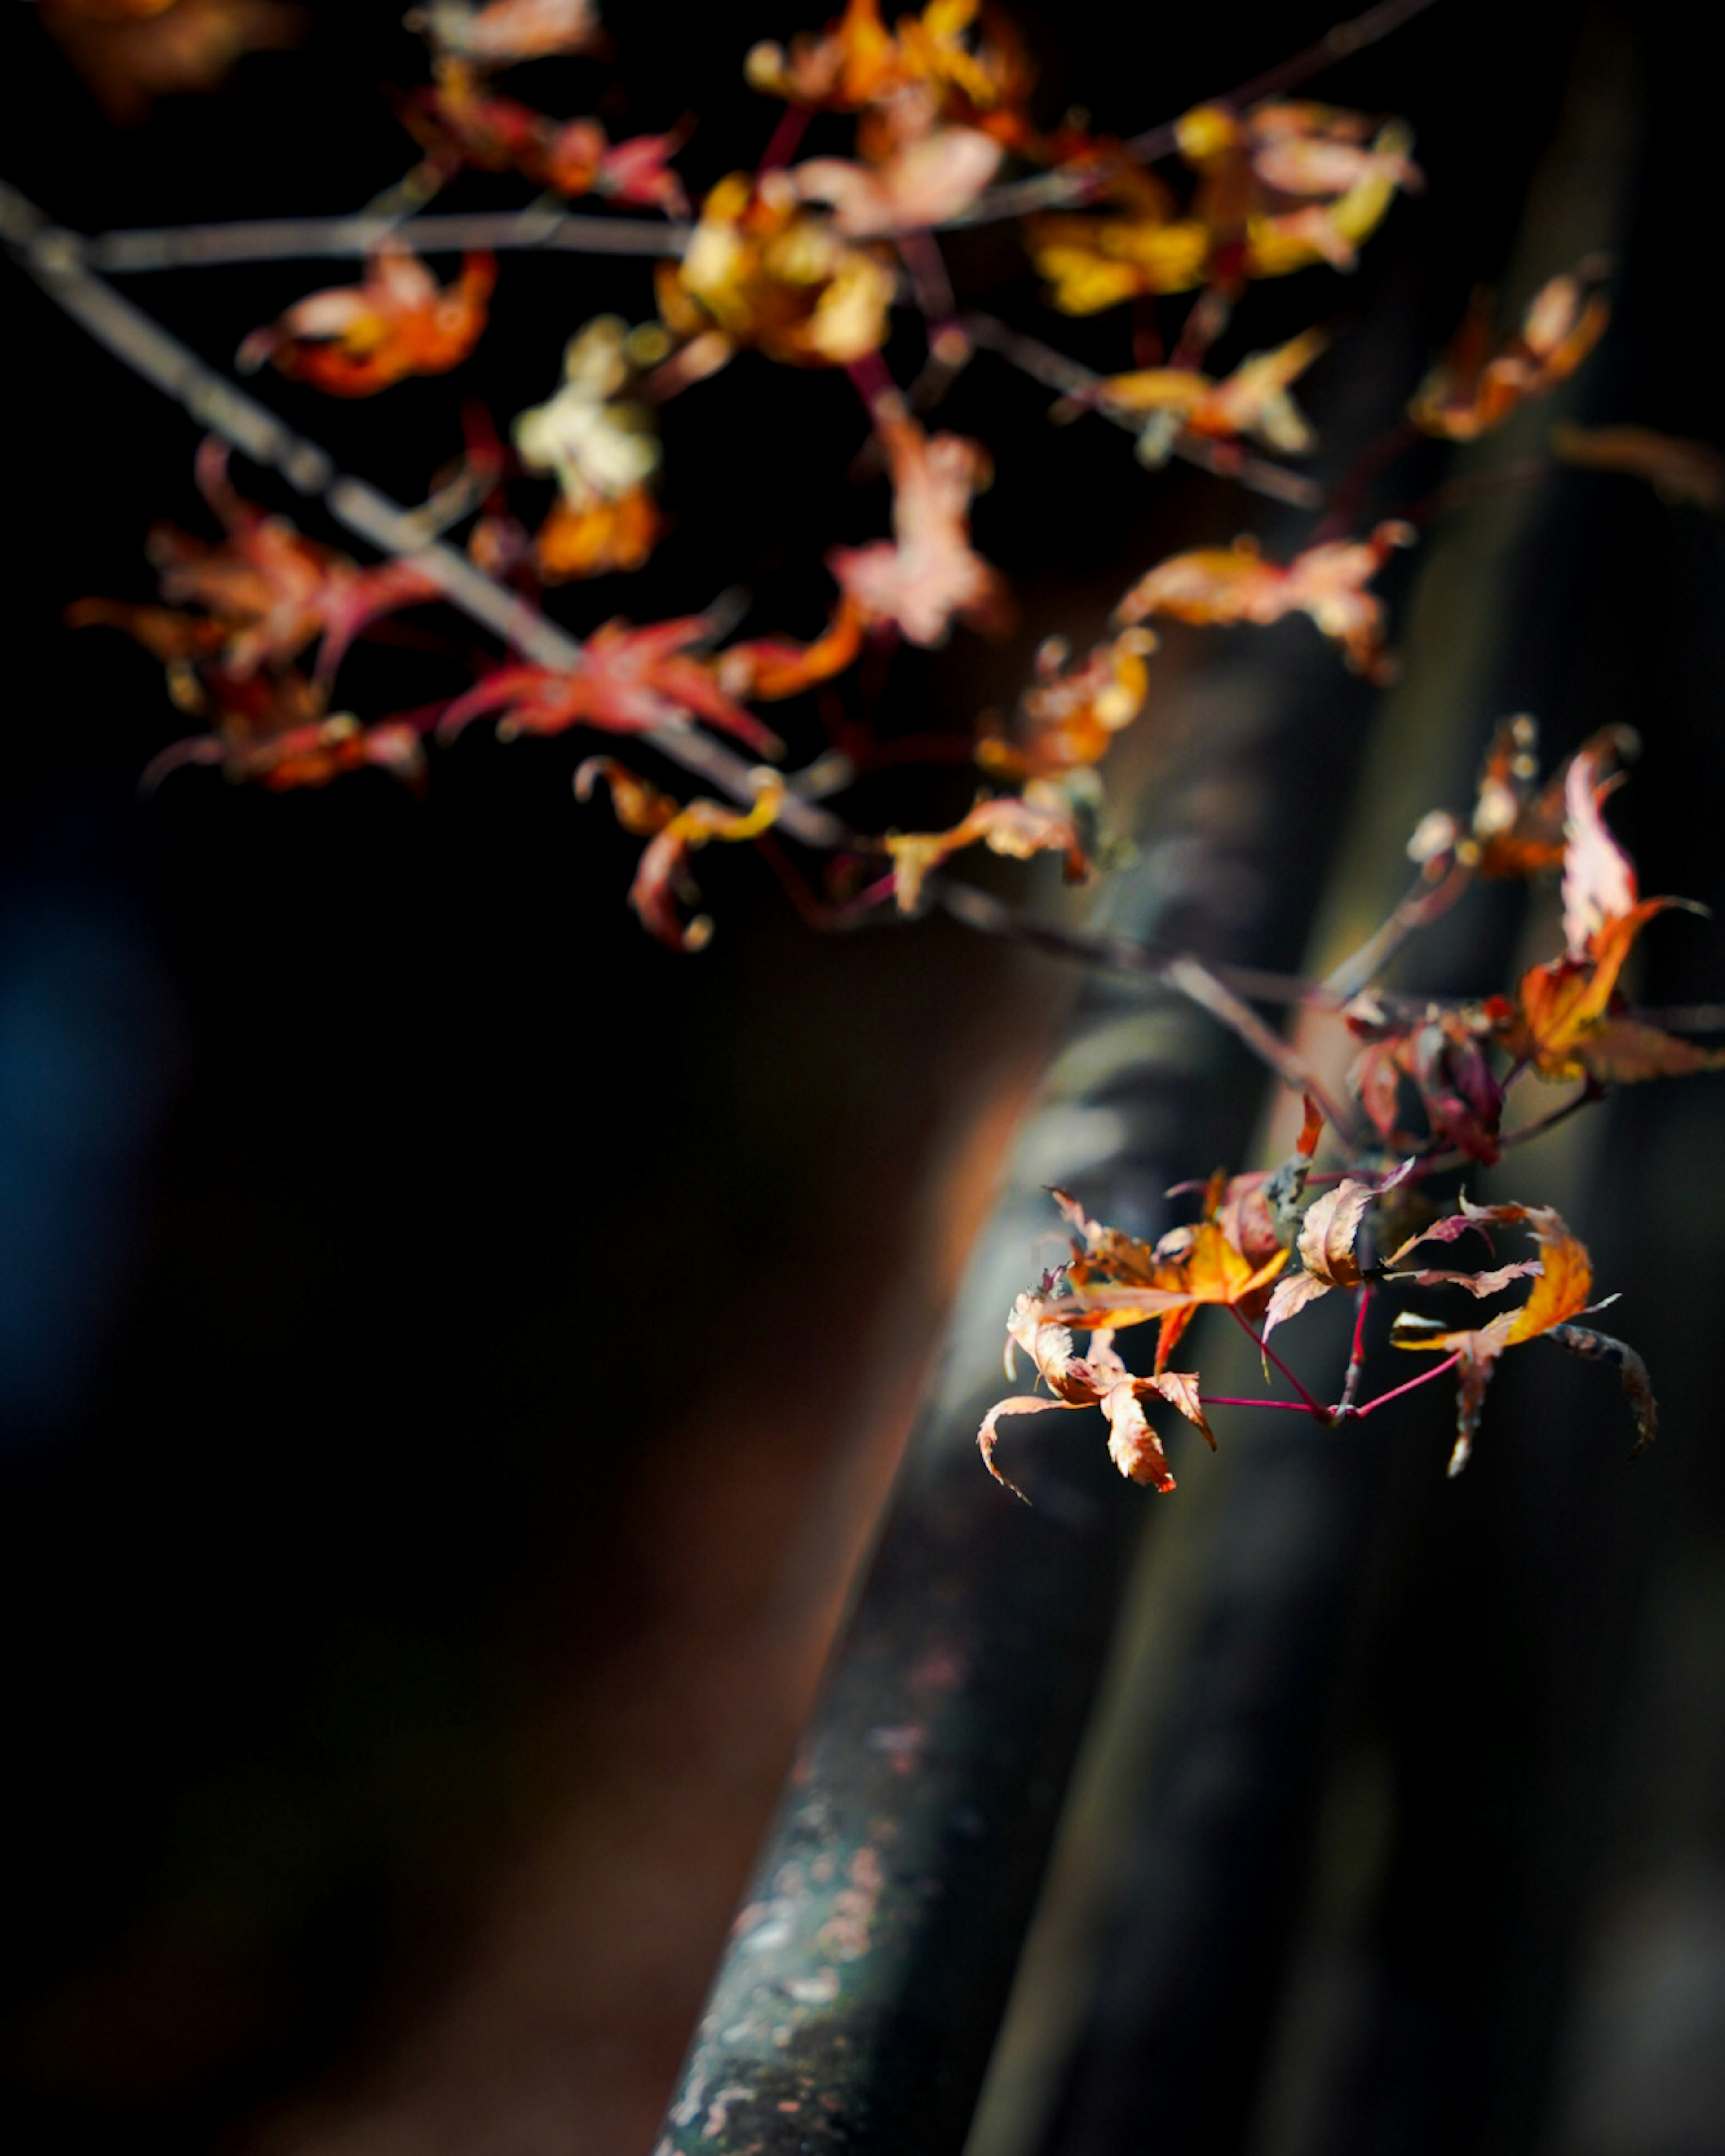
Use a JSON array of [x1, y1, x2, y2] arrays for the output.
[[1410, 263, 1610, 441], [792, 88, 1003, 235], [38, 0, 305, 124], [1345, 998, 1505, 1162], [1066, 326, 1327, 469], [405, 0, 605, 67], [883, 794, 1089, 912], [655, 172, 897, 371], [1028, 115, 1415, 314], [1115, 520, 1413, 682], [828, 406, 1009, 647], [439, 613, 786, 759], [1261, 1177, 1376, 1348], [1388, 1200, 1613, 1472], [1040, 1199, 1288, 1377], [237, 245, 495, 397], [576, 759, 785, 950], [1494, 745, 1721, 1083], [978, 1299, 1213, 1501], [513, 318, 665, 581], [140, 665, 427, 794], [975, 627, 1154, 783], [76, 439, 440, 690]]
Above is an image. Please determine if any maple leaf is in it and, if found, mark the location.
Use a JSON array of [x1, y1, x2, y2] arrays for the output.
[[405, 0, 605, 66], [828, 406, 1009, 646], [1388, 1199, 1644, 1472], [1551, 423, 1725, 512], [1115, 520, 1414, 682], [1243, 101, 1423, 201], [1261, 1178, 1377, 1348], [141, 664, 426, 793], [743, 0, 904, 111], [37, 0, 305, 124], [576, 757, 785, 950], [792, 85, 1003, 235], [237, 244, 495, 397], [1039, 1184, 1289, 1377], [438, 614, 786, 759], [1410, 264, 1610, 441], [513, 318, 664, 580], [77, 440, 440, 689], [1493, 746, 1722, 1084], [883, 793, 1089, 912], [1028, 115, 1414, 314], [1070, 327, 1327, 468], [396, 68, 690, 212], [975, 627, 1155, 783], [978, 1296, 1214, 1501], [1345, 998, 1505, 1163], [1413, 714, 1640, 882], [655, 172, 897, 371]]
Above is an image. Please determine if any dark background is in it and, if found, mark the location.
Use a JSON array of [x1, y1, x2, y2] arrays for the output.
[[4, 3, 1724, 2152]]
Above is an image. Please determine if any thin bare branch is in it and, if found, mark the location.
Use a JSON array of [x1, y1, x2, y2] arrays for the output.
[[1322, 855, 1475, 1000], [84, 208, 693, 273]]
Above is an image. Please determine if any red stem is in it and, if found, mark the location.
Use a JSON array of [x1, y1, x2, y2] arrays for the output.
[[758, 103, 814, 174], [1228, 1303, 1328, 1416], [1201, 1393, 1327, 1415], [1346, 1350, 1462, 1418]]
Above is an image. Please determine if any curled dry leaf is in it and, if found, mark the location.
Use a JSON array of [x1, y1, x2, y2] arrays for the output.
[[655, 171, 897, 370], [792, 102, 1002, 235], [1389, 1200, 1604, 1473], [405, 0, 605, 66], [140, 666, 426, 794], [38, 0, 305, 124], [976, 627, 1155, 784], [1261, 1177, 1376, 1348], [884, 794, 1089, 912], [1044, 1198, 1287, 1376], [1495, 745, 1723, 1084], [1410, 263, 1609, 441], [1115, 520, 1413, 682], [1548, 1325, 1658, 1455], [577, 759, 785, 950], [513, 318, 664, 582], [238, 245, 496, 397], [439, 613, 786, 759], [1069, 326, 1327, 469], [978, 1297, 1213, 1501], [1029, 115, 1415, 314], [829, 406, 1009, 646], [72, 439, 440, 690]]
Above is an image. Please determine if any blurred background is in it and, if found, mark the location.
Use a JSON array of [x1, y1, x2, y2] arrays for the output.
[[4, 3, 1725, 2152]]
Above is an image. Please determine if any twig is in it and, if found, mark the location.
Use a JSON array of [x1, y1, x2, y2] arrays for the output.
[[1322, 855, 1474, 1000], [84, 208, 693, 273], [931, 875, 1338, 1009], [0, 177, 844, 848], [1163, 953, 1362, 1140]]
